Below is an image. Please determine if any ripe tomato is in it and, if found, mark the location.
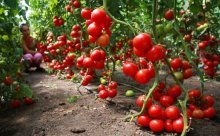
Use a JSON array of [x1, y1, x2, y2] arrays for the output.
[[172, 117, 184, 133], [87, 22, 102, 37], [98, 84, 105, 92], [99, 89, 109, 99], [152, 88, 164, 101], [108, 89, 117, 98], [165, 105, 181, 120], [108, 81, 117, 89], [73, 0, 81, 8], [192, 109, 204, 119], [203, 107, 216, 118], [94, 60, 105, 69], [91, 8, 107, 24], [133, 47, 147, 57], [90, 50, 101, 61], [96, 34, 110, 47], [136, 95, 152, 109], [188, 89, 201, 99], [135, 69, 151, 84], [159, 95, 174, 107], [122, 62, 138, 77], [132, 33, 152, 51], [148, 104, 163, 118], [165, 119, 173, 132], [4, 75, 13, 86], [198, 41, 208, 50], [146, 45, 166, 62], [149, 119, 165, 132], [182, 60, 191, 69], [10, 99, 21, 109], [164, 9, 174, 21], [167, 84, 182, 98], [170, 58, 183, 70], [81, 8, 92, 20], [201, 95, 214, 108], [83, 57, 94, 68], [137, 114, 151, 127], [24, 97, 33, 105], [183, 68, 193, 79]]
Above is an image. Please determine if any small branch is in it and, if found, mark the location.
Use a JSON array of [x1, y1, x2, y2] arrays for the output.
[[103, 0, 136, 35]]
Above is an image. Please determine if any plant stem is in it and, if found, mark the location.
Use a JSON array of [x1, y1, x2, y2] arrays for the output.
[[152, 0, 158, 43], [103, 0, 136, 35], [124, 63, 159, 121]]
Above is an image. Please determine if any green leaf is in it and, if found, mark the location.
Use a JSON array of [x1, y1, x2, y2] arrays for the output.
[[67, 95, 79, 104], [3, 0, 18, 9]]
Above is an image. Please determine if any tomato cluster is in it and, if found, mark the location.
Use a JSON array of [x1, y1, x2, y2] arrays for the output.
[[65, 0, 81, 13], [170, 58, 193, 80], [10, 97, 33, 109], [53, 16, 64, 27], [136, 94, 184, 133], [188, 89, 216, 119], [81, 8, 112, 47], [98, 81, 118, 99], [201, 53, 219, 78]]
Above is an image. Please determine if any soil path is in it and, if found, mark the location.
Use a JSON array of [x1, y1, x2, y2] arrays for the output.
[[0, 70, 220, 136]]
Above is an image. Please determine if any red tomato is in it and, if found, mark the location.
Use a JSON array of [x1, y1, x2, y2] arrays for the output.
[[94, 60, 105, 69], [87, 22, 102, 37], [108, 89, 117, 98], [96, 34, 110, 47], [108, 81, 117, 89], [146, 45, 166, 62], [10, 99, 21, 109], [192, 109, 204, 119], [135, 69, 151, 84], [159, 95, 174, 107], [136, 95, 152, 110], [99, 89, 109, 99], [198, 41, 208, 50], [91, 8, 107, 24], [133, 47, 147, 57], [24, 97, 33, 105], [4, 75, 13, 86], [203, 107, 216, 118], [201, 95, 214, 108], [182, 60, 192, 69], [149, 119, 165, 132], [83, 57, 94, 68], [137, 114, 151, 127], [170, 58, 183, 70], [152, 88, 164, 101], [164, 9, 174, 21], [165, 119, 173, 132], [122, 62, 138, 77], [187, 109, 193, 118], [90, 50, 101, 61], [132, 33, 152, 51], [167, 84, 182, 98], [98, 84, 105, 92], [188, 89, 201, 100], [148, 104, 163, 119], [165, 105, 181, 120], [183, 68, 193, 79], [172, 117, 184, 133], [73, 0, 81, 8], [81, 8, 92, 20]]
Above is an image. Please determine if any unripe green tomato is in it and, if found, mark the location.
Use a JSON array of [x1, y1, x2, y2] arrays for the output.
[[125, 90, 135, 97], [100, 77, 107, 84], [174, 72, 183, 81], [164, 22, 173, 34], [156, 24, 164, 36]]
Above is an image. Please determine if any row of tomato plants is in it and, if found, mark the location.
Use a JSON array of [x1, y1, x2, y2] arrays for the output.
[[31, 0, 220, 136], [0, 1, 35, 110]]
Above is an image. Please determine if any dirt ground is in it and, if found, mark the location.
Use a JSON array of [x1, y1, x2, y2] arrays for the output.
[[0, 68, 220, 136]]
